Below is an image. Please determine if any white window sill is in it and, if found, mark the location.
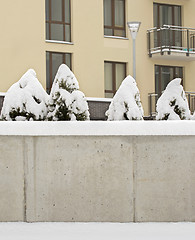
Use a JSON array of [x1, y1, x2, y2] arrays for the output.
[[45, 40, 74, 45], [104, 35, 128, 40]]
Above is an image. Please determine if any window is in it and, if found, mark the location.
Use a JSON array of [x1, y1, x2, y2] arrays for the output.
[[46, 0, 71, 42], [46, 52, 72, 93], [104, 61, 126, 98], [155, 65, 183, 96], [153, 3, 182, 47], [104, 0, 126, 37], [154, 3, 181, 28]]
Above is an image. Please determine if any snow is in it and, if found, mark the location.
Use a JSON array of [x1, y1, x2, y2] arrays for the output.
[[106, 76, 144, 120], [156, 78, 191, 120], [0, 222, 194, 240], [47, 64, 90, 121], [0, 121, 195, 136], [86, 97, 112, 102], [0, 69, 48, 121]]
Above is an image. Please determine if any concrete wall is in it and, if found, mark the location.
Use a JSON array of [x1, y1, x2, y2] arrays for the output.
[[0, 134, 194, 222]]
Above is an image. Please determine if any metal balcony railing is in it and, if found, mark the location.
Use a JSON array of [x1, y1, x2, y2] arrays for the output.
[[147, 25, 195, 57], [148, 92, 195, 118]]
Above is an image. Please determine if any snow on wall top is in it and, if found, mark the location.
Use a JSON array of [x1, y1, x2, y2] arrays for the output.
[[0, 121, 195, 136]]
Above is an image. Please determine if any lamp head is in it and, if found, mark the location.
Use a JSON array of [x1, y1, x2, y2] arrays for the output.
[[127, 21, 141, 39]]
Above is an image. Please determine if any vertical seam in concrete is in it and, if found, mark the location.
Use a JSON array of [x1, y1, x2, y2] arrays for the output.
[[23, 136, 27, 222], [33, 136, 37, 221], [132, 136, 137, 223]]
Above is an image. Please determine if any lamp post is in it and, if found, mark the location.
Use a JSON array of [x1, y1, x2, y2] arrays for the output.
[[127, 21, 141, 80]]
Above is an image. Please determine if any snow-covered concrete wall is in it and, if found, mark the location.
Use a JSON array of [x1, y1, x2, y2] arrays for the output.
[[0, 122, 195, 222]]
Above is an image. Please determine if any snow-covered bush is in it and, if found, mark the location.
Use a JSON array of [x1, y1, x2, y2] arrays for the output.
[[156, 78, 191, 120], [0, 69, 48, 121], [47, 64, 90, 121], [106, 75, 144, 120]]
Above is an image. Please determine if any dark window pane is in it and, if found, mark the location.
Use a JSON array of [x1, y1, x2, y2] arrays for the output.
[[104, 28, 113, 36], [52, 53, 64, 82], [153, 4, 158, 27], [65, 25, 71, 42], [65, 0, 70, 23], [155, 65, 183, 96], [46, 23, 49, 40], [104, 62, 113, 92], [46, 52, 72, 93], [154, 3, 181, 27], [65, 54, 71, 69], [174, 6, 181, 26], [114, 29, 125, 37], [105, 92, 114, 98], [159, 5, 172, 26], [51, 0, 62, 21], [155, 65, 159, 95], [115, 0, 124, 27], [51, 23, 64, 41], [46, 0, 49, 21], [161, 66, 174, 92], [104, 0, 112, 26], [116, 63, 125, 89], [46, 52, 50, 93]]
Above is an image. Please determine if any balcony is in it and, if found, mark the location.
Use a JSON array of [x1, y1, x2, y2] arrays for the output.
[[147, 25, 195, 61], [148, 92, 195, 118]]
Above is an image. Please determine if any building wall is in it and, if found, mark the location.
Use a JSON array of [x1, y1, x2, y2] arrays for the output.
[[0, 0, 195, 116], [0, 133, 195, 222]]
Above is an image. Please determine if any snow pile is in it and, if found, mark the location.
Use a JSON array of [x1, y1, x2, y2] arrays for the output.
[[47, 64, 90, 121], [156, 78, 191, 120], [0, 69, 48, 121], [0, 222, 195, 240], [106, 75, 144, 120]]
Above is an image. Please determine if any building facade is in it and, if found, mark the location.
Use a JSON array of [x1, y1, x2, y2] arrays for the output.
[[0, 0, 195, 116]]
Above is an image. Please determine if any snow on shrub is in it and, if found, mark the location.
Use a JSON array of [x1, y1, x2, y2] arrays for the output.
[[47, 64, 90, 121], [106, 75, 144, 120], [156, 78, 191, 120], [0, 69, 48, 121]]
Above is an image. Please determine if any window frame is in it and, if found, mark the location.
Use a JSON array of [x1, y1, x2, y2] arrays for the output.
[[153, 2, 182, 28], [46, 0, 71, 42], [46, 51, 72, 93], [104, 61, 126, 97], [155, 64, 184, 96], [104, 0, 126, 38]]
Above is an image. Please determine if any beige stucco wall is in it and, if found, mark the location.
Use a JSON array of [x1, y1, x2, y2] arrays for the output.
[[0, 0, 195, 116]]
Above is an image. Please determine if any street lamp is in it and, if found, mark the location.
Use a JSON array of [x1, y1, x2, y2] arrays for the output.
[[127, 21, 141, 80]]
